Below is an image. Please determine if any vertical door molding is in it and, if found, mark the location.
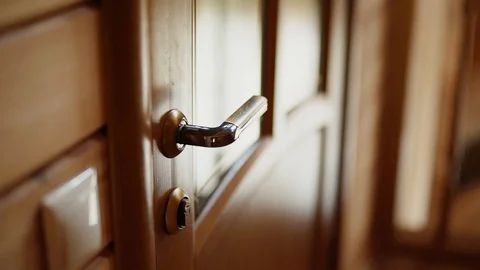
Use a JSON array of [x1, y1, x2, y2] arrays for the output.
[[104, 0, 156, 269], [315, 0, 350, 268], [261, 0, 279, 136], [340, 0, 414, 268]]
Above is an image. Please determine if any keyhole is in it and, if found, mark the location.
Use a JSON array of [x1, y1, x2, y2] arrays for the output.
[[176, 198, 190, 229]]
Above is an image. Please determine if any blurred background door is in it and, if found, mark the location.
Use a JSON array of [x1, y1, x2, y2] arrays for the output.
[[341, 0, 480, 269]]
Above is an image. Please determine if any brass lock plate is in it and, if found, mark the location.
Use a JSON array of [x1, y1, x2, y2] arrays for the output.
[[164, 187, 190, 234]]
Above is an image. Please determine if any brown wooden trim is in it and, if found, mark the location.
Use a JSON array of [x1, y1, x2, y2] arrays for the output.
[[339, 1, 412, 269], [314, 0, 350, 268], [261, 0, 279, 136], [387, 0, 469, 249], [330, 0, 353, 268], [103, 0, 156, 269], [319, 0, 332, 93], [311, 127, 329, 269], [437, 0, 474, 247], [372, 0, 414, 253]]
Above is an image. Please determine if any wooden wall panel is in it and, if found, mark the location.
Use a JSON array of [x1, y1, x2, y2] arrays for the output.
[[0, 137, 110, 270], [0, 0, 87, 30], [0, 7, 106, 192]]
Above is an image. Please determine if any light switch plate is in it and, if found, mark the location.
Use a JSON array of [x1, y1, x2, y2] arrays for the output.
[[42, 168, 103, 270]]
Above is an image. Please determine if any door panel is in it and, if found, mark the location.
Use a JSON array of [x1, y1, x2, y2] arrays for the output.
[[274, 0, 323, 133], [197, 131, 324, 270], [195, 0, 349, 267], [195, 0, 262, 208]]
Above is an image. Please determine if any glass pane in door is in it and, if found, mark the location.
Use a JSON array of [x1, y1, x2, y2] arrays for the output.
[[195, 0, 262, 210]]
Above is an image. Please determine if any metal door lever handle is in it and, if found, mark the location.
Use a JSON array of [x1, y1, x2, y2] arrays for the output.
[[157, 95, 268, 158]]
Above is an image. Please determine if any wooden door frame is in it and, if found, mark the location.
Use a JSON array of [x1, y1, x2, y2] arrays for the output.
[[104, 0, 156, 269]]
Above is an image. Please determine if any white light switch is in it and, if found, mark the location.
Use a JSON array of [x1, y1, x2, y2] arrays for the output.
[[42, 168, 104, 270]]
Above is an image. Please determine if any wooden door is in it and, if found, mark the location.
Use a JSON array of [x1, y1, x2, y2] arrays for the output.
[[105, 0, 350, 269]]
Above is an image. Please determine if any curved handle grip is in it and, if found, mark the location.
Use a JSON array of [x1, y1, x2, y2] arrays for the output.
[[224, 95, 268, 136], [158, 96, 267, 158], [179, 95, 267, 147]]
